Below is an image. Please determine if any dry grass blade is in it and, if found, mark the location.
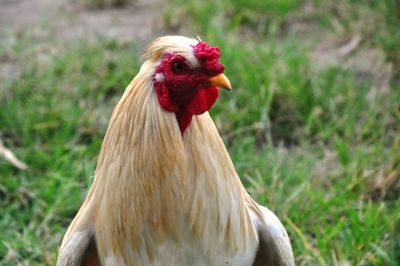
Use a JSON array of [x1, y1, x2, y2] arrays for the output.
[[338, 34, 362, 57], [0, 138, 28, 170], [370, 165, 399, 200]]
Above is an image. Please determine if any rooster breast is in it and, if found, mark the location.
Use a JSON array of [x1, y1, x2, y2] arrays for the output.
[[95, 113, 261, 266], [101, 225, 259, 266]]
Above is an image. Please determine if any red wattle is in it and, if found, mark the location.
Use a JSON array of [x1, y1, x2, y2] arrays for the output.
[[175, 111, 193, 134], [185, 86, 219, 115]]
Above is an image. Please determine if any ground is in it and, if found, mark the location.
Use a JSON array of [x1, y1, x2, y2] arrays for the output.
[[0, 0, 164, 79]]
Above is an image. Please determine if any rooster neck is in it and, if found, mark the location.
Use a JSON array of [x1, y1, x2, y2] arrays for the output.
[[88, 68, 256, 263]]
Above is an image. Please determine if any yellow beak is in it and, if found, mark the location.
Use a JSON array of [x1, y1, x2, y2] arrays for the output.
[[209, 74, 232, 91]]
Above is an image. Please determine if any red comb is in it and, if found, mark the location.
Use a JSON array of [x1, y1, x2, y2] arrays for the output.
[[193, 42, 224, 76]]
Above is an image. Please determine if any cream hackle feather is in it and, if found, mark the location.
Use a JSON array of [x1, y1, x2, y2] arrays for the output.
[[57, 36, 294, 266]]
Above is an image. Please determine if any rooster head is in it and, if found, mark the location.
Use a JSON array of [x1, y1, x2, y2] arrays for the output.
[[145, 36, 232, 133]]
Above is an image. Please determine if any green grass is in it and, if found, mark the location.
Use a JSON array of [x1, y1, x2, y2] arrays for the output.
[[1, 0, 400, 265]]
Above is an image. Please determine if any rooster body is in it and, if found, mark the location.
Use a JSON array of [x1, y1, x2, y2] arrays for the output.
[[58, 36, 294, 266]]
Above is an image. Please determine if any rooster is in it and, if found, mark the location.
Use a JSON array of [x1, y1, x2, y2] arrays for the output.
[[57, 36, 295, 266]]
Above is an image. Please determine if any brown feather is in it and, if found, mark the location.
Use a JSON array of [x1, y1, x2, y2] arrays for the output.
[[81, 239, 100, 266]]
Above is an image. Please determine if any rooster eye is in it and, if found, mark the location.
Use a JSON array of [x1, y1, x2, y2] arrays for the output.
[[172, 61, 186, 73]]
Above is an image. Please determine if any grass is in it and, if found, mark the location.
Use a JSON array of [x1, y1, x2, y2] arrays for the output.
[[1, 0, 399, 265]]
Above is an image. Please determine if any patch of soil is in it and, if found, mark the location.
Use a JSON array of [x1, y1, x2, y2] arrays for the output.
[[0, 0, 171, 79], [0, 0, 166, 42], [310, 34, 392, 95]]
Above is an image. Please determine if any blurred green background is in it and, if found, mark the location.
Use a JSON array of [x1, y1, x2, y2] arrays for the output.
[[0, 0, 399, 265]]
